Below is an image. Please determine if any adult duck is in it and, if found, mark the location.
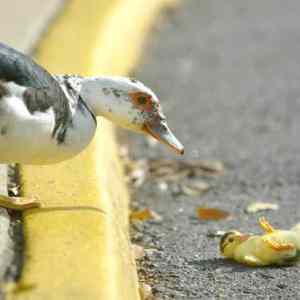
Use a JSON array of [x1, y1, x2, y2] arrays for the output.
[[0, 42, 184, 209]]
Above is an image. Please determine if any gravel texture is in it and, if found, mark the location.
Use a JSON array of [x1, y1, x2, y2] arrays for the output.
[[126, 1, 300, 299]]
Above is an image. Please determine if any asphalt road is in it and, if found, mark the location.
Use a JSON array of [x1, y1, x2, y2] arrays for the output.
[[126, 1, 300, 299]]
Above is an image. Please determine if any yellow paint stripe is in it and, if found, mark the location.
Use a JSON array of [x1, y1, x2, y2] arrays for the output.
[[6, 0, 176, 299]]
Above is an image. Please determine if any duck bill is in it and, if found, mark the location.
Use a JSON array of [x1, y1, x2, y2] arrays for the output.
[[143, 120, 184, 155], [238, 234, 250, 242]]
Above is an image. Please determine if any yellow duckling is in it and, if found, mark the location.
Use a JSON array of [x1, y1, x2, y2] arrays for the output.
[[220, 217, 300, 266]]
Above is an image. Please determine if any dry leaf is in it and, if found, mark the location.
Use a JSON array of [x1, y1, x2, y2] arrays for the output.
[[149, 160, 189, 181], [132, 244, 145, 260], [192, 160, 225, 174], [245, 202, 279, 214], [144, 248, 159, 257], [130, 168, 147, 187], [126, 159, 148, 173], [157, 181, 168, 192], [130, 208, 152, 221], [125, 159, 148, 187], [119, 145, 129, 158], [150, 163, 179, 180], [160, 169, 191, 182], [125, 158, 225, 188], [181, 181, 210, 196], [139, 283, 153, 300], [148, 159, 176, 169], [197, 207, 230, 221], [130, 208, 162, 222], [149, 209, 163, 222], [206, 230, 226, 238]]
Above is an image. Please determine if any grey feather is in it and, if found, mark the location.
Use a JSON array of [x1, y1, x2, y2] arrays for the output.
[[0, 42, 71, 143]]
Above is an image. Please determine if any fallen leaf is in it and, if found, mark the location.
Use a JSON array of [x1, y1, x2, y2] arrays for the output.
[[185, 160, 225, 175], [139, 283, 153, 300], [159, 169, 191, 182], [119, 145, 129, 158], [245, 202, 279, 214], [149, 209, 163, 222], [206, 230, 226, 238], [144, 248, 159, 257], [124, 158, 225, 188], [181, 181, 210, 196], [130, 208, 162, 222], [125, 159, 148, 187], [130, 168, 147, 187], [148, 159, 177, 169], [130, 208, 152, 221], [126, 159, 148, 172], [197, 207, 230, 221], [157, 181, 168, 192], [132, 244, 145, 260]]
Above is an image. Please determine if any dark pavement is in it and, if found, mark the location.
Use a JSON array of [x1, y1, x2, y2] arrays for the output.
[[126, 1, 300, 299]]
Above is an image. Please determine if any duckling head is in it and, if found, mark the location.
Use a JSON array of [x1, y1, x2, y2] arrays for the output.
[[220, 231, 249, 258]]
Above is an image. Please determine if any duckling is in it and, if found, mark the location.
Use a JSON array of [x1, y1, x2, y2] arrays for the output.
[[220, 217, 300, 266]]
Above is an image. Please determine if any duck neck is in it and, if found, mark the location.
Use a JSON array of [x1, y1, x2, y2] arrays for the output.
[[79, 76, 127, 118]]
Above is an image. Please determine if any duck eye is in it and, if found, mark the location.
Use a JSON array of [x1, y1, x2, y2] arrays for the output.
[[138, 96, 148, 104], [228, 237, 234, 243]]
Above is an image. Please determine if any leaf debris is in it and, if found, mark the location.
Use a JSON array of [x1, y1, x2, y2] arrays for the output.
[[130, 208, 162, 222], [206, 230, 226, 238], [245, 202, 279, 214], [132, 244, 145, 260], [197, 207, 231, 221], [139, 283, 153, 300], [124, 156, 224, 190], [181, 180, 210, 196]]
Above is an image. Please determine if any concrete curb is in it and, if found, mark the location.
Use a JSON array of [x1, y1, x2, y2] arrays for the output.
[[0, 1, 65, 290], [5, 0, 176, 299]]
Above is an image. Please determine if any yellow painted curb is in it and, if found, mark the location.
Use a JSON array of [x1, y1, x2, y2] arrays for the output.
[[6, 0, 176, 299]]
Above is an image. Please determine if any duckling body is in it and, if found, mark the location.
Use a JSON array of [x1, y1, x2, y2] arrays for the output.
[[220, 218, 300, 266], [232, 230, 300, 266]]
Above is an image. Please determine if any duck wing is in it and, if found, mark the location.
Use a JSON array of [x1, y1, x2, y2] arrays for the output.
[[0, 42, 71, 143]]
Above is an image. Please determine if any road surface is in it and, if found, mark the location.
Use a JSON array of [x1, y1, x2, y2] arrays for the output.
[[127, 1, 300, 299]]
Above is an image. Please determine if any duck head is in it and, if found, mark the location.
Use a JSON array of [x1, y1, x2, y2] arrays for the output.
[[80, 76, 184, 155]]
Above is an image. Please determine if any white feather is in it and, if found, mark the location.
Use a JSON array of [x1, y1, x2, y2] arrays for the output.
[[0, 85, 96, 164]]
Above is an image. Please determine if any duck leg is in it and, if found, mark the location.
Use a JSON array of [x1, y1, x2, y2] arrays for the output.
[[0, 195, 40, 210]]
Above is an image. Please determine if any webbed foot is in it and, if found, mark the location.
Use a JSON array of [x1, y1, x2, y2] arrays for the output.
[[259, 217, 276, 234], [262, 237, 295, 252], [0, 195, 40, 210]]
